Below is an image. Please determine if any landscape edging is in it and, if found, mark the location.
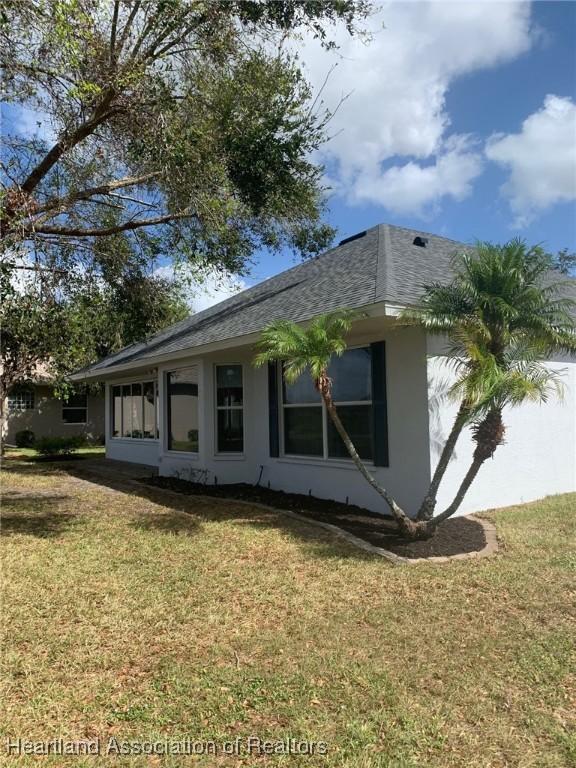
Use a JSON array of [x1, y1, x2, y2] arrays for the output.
[[72, 466, 499, 565]]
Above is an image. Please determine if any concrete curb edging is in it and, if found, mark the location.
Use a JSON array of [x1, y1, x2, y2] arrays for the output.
[[68, 464, 499, 565]]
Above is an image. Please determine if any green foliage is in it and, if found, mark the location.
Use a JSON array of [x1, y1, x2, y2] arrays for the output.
[[547, 247, 576, 276], [0, 235, 189, 397], [34, 435, 85, 457], [254, 310, 357, 383], [405, 238, 576, 420], [0, 0, 371, 264], [15, 429, 35, 448], [0, 0, 371, 400]]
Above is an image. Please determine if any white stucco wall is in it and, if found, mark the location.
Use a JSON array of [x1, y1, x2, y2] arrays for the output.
[[102, 322, 433, 516], [427, 337, 576, 515], [101, 324, 576, 517]]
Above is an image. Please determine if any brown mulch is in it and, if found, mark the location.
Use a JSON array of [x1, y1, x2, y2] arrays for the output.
[[143, 476, 487, 559]]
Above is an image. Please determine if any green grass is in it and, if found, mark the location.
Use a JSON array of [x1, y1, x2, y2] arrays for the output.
[[1, 456, 575, 767], [4, 445, 105, 459]]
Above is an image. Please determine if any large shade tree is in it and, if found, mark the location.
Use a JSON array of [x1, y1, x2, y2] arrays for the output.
[[255, 240, 576, 540], [1, 0, 370, 266], [0, 0, 371, 440]]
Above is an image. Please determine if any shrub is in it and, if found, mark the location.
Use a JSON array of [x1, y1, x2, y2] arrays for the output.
[[15, 429, 35, 448], [34, 435, 86, 457]]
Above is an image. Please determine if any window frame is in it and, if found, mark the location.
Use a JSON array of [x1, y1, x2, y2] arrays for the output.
[[214, 363, 245, 456], [278, 345, 375, 463], [62, 391, 88, 425], [110, 379, 158, 441], [7, 389, 35, 413], [165, 365, 200, 455]]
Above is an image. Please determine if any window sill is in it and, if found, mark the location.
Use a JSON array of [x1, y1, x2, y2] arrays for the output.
[[276, 456, 377, 470], [162, 450, 200, 459], [110, 437, 159, 444], [213, 453, 245, 461]]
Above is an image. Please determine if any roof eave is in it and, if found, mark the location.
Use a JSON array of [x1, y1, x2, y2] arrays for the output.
[[70, 300, 406, 383]]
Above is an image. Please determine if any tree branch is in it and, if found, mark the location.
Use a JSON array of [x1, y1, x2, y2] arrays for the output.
[[20, 95, 121, 194], [32, 172, 161, 215], [32, 210, 193, 237]]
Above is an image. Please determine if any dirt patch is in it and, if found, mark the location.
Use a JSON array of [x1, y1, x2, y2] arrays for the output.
[[143, 476, 487, 559]]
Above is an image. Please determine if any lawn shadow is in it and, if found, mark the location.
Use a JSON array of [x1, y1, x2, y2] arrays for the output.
[[1, 457, 70, 479], [1, 495, 79, 538], [61, 460, 381, 561]]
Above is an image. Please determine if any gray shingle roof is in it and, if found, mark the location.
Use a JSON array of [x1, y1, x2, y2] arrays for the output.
[[76, 223, 575, 377]]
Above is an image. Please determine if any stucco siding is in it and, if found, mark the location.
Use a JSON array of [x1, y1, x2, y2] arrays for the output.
[[153, 323, 432, 517], [427, 336, 576, 515], [5, 386, 105, 444]]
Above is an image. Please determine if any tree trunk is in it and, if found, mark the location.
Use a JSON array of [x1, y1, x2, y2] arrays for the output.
[[430, 408, 505, 528], [417, 400, 470, 521], [0, 388, 7, 457], [318, 375, 431, 540]]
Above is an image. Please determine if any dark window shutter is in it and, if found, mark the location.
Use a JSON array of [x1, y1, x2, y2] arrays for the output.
[[370, 341, 389, 467], [268, 362, 280, 457]]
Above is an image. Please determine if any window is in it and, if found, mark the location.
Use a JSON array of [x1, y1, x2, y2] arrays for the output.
[[62, 392, 87, 424], [7, 389, 35, 413], [167, 366, 199, 452], [215, 365, 243, 453], [111, 381, 157, 439], [281, 347, 374, 460]]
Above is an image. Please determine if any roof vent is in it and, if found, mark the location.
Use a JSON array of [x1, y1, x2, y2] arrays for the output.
[[339, 230, 366, 246], [413, 236, 429, 248]]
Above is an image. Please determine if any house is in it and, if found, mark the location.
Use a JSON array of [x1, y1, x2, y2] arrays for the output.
[[5, 365, 105, 445], [71, 224, 576, 517]]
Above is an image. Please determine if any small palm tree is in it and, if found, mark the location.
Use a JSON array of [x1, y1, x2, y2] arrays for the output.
[[406, 239, 576, 521], [254, 311, 422, 538]]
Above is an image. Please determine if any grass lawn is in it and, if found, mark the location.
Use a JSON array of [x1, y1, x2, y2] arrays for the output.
[[1, 456, 575, 767], [3, 445, 106, 460]]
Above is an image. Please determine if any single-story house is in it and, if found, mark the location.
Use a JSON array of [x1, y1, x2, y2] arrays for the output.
[[71, 224, 576, 517], [5, 367, 105, 445]]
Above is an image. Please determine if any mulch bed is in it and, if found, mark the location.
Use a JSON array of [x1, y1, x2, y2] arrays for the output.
[[143, 476, 486, 559]]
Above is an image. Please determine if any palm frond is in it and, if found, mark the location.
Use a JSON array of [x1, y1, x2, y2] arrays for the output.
[[254, 310, 358, 387]]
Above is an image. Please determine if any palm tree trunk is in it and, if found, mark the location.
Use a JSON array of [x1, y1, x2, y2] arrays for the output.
[[430, 408, 505, 528], [417, 400, 470, 521], [319, 379, 427, 539]]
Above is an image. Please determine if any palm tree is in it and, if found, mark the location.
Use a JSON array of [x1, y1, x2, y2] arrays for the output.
[[405, 239, 576, 521], [254, 311, 423, 539], [429, 336, 565, 525], [255, 241, 575, 540]]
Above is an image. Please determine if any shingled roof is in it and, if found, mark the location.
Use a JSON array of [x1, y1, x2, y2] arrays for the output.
[[73, 223, 575, 378]]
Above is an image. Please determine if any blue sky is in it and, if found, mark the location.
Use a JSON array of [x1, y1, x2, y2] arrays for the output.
[[246, 0, 576, 289], [4, 1, 575, 305]]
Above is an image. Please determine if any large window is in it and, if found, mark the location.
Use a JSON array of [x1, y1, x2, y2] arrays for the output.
[[167, 366, 199, 452], [8, 389, 35, 413], [111, 381, 157, 439], [215, 364, 243, 453], [62, 392, 87, 424], [281, 347, 373, 460]]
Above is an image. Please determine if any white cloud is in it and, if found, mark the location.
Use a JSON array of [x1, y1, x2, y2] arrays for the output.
[[485, 95, 576, 226], [353, 135, 483, 215], [296, 1, 534, 215], [153, 265, 247, 312]]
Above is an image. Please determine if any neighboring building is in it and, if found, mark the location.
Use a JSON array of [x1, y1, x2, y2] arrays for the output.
[[5, 373, 105, 445], [71, 224, 576, 517]]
